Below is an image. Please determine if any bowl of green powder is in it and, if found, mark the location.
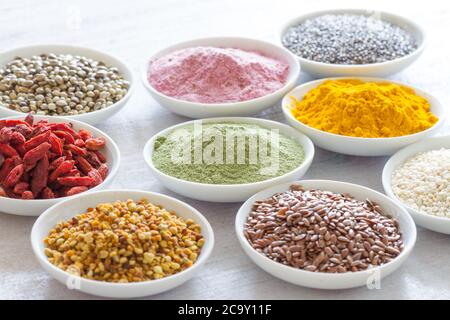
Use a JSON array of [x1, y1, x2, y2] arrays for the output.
[[143, 117, 314, 202]]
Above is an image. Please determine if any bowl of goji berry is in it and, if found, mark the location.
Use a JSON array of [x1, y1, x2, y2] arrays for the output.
[[0, 114, 120, 216]]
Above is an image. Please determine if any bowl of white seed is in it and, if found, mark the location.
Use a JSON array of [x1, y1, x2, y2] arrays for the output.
[[383, 136, 450, 234], [280, 9, 426, 77], [0, 44, 134, 125]]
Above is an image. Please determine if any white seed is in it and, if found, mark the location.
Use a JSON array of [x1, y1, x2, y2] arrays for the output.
[[392, 148, 450, 217]]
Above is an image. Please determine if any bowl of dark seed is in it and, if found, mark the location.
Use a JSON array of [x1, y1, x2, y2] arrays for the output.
[[235, 180, 416, 289], [280, 9, 425, 77], [0, 44, 133, 125]]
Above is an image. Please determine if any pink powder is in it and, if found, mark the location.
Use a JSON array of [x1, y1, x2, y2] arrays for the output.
[[147, 46, 289, 104]]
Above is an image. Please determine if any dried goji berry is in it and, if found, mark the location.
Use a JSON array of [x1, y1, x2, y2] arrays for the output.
[[15, 145, 26, 158], [35, 120, 49, 127], [47, 151, 58, 160], [48, 180, 62, 191], [94, 150, 107, 163], [48, 123, 79, 139], [74, 139, 85, 148], [31, 154, 49, 196], [41, 187, 55, 199], [53, 131, 75, 144], [49, 160, 74, 182], [0, 158, 15, 183], [75, 156, 93, 175], [78, 129, 92, 141], [85, 151, 102, 167], [4, 164, 25, 188], [10, 131, 26, 145], [88, 169, 103, 187], [23, 142, 51, 169], [49, 156, 65, 171], [0, 127, 14, 143], [66, 144, 87, 156], [49, 134, 63, 156], [85, 138, 106, 151], [24, 131, 51, 151], [0, 143, 19, 157], [6, 188, 20, 198], [0, 116, 109, 200], [63, 149, 73, 160], [64, 169, 81, 177], [31, 126, 50, 137], [4, 119, 32, 128], [98, 164, 109, 180], [24, 114, 34, 126], [66, 186, 89, 197], [14, 124, 33, 138], [0, 186, 6, 197], [12, 156, 23, 166], [21, 191, 34, 199], [13, 182, 30, 195], [21, 171, 30, 183], [58, 176, 94, 187]]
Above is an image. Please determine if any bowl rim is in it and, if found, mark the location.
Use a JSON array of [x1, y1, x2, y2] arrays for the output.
[[0, 115, 121, 204], [279, 8, 427, 68], [282, 76, 445, 141], [382, 135, 450, 223], [143, 117, 315, 188], [0, 43, 135, 120], [30, 189, 215, 288], [140, 36, 301, 107], [235, 179, 417, 278]]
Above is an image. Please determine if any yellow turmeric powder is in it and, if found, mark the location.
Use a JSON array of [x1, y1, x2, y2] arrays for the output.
[[290, 79, 438, 138]]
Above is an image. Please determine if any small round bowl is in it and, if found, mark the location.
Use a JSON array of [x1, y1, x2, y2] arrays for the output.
[[235, 180, 416, 290], [141, 37, 300, 119], [280, 9, 426, 78], [383, 136, 450, 234], [143, 117, 314, 202], [0, 44, 134, 125], [31, 189, 214, 298], [282, 77, 445, 156], [0, 115, 120, 216]]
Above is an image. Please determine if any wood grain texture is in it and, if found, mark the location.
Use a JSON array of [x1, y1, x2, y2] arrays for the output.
[[0, 0, 449, 300]]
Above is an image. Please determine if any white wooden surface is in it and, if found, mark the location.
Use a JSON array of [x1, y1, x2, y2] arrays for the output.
[[0, 0, 449, 300]]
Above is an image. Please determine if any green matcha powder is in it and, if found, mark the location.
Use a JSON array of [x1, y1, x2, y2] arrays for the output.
[[152, 122, 305, 184]]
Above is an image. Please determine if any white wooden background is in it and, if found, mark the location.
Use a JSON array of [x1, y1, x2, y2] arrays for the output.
[[1, 0, 449, 300]]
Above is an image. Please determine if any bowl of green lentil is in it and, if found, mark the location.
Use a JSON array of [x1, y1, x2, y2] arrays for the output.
[[0, 44, 134, 125], [143, 117, 314, 202], [280, 9, 426, 77]]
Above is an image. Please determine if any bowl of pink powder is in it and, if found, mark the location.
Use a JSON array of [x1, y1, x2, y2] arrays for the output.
[[142, 37, 300, 118]]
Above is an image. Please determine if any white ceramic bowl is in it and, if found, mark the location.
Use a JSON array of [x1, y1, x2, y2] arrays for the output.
[[0, 115, 120, 216], [235, 180, 416, 289], [383, 136, 450, 234], [141, 37, 300, 118], [282, 77, 445, 156], [0, 44, 134, 125], [143, 117, 314, 202], [280, 9, 426, 78], [31, 189, 214, 298]]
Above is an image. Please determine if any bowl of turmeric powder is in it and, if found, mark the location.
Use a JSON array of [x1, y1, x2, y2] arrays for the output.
[[282, 78, 445, 156]]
